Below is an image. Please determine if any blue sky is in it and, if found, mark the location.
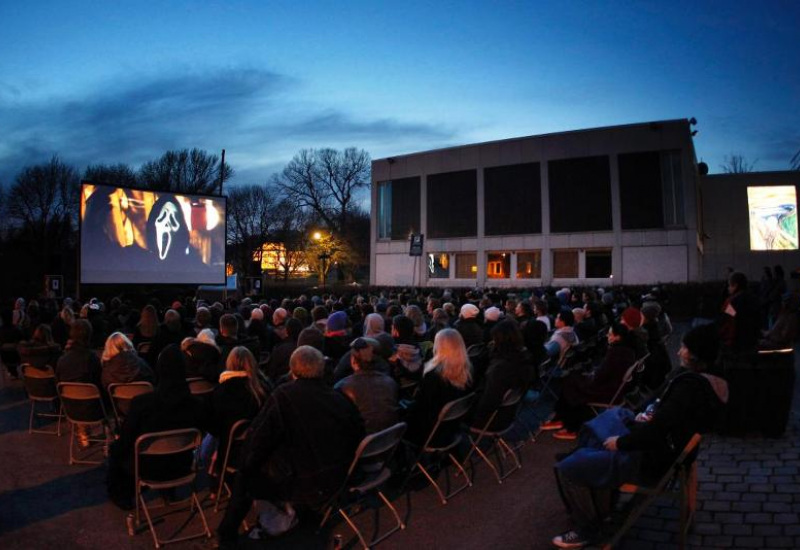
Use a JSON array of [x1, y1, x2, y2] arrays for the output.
[[1, 0, 798, 186]]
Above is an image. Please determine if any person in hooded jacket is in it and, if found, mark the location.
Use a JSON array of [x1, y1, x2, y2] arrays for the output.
[[106, 344, 205, 510], [100, 332, 154, 393]]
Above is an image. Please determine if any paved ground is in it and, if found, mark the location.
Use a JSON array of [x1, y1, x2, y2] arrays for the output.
[[1, 325, 798, 549]]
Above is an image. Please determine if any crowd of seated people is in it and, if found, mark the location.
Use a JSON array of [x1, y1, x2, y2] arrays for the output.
[[0, 272, 790, 548]]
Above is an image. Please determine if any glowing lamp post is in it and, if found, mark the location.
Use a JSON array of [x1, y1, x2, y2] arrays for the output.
[[313, 231, 331, 290]]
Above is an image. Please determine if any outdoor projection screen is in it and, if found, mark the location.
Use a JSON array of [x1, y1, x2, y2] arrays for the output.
[[80, 183, 226, 284], [747, 186, 799, 251]]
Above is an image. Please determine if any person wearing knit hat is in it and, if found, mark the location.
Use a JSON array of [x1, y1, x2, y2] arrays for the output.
[[455, 303, 484, 348], [326, 311, 349, 335], [552, 321, 729, 549], [324, 311, 350, 363], [460, 303, 480, 320], [484, 306, 503, 323], [620, 307, 642, 329]]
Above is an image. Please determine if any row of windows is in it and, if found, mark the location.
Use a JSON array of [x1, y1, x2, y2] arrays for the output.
[[426, 249, 612, 280], [377, 150, 685, 240]]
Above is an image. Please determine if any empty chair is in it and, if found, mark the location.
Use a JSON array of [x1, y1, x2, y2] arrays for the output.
[[464, 387, 525, 484], [22, 364, 63, 435], [588, 354, 650, 416], [214, 418, 251, 512], [320, 422, 408, 549], [405, 393, 476, 505], [186, 377, 214, 396], [109, 381, 155, 426], [58, 382, 112, 465], [134, 428, 211, 548]]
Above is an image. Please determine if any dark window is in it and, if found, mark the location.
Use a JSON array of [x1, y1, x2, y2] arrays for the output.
[[516, 251, 541, 279], [618, 152, 664, 229], [484, 163, 541, 235], [548, 156, 612, 233], [553, 250, 578, 278], [427, 170, 477, 238], [455, 253, 477, 278], [377, 177, 421, 240], [585, 249, 612, 278]]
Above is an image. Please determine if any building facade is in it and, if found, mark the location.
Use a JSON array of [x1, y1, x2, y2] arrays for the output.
[[370, 119, 703, 287]]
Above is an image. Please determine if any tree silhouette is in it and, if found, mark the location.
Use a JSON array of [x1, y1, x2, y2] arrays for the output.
[[226, 184, 276, 276], [139, 148, 233, 194], [83, 163, 138, 188], [720, 154, 757, 174]]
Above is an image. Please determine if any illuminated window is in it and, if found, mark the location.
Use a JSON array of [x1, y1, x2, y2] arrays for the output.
[[455, 253, 477, 279], [377, 181, 391, 239], [553, 250, 579, 278], [427, 253, 450, 278], [516, 251, 541, 279], [747, 186, 798, 250], [487, 252, 511, 279]]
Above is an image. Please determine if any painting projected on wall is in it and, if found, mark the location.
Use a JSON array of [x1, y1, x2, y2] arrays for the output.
[[747, 186, 798, 251]]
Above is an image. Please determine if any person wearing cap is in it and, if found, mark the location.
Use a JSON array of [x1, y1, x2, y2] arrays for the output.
[[335, 337, 399, 434], [455, 303, 483, 349], [552, 323, 728, 549]]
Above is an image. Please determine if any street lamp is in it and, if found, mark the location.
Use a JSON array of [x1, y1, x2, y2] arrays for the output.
[[313, 231, 331, 290]]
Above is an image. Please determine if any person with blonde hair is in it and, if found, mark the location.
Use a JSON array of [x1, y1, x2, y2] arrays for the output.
[[133, 304, 159, 349], [404, 328, 473, 446], [100, 332, 153, 391]]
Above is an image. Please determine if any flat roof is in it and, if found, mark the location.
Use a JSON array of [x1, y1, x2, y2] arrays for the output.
[[373, 118, 692, 162]]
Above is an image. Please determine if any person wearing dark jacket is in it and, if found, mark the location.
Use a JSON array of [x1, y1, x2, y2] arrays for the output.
[[719, 271, 761, 353], [471, 320, 532, 431], [404, 329, 473, 447], [100, 332, 154, 392], [454, 303, 484, 349], [335, 337, 400, 434], [106, 344, 205, 509], [216, 346, 364, 547], [542, 323, 637, 439], [323, 310, 351, 364], [147, 309, 186, 365], [18, 324, 61, 370], [208, 346, 269, 484], [265, 317, 303, 382], [56, 319, 101, 385], [183, 329, 223, 383], [552, 323, 728, 549]]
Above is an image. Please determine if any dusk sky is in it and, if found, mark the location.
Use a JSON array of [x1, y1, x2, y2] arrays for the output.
[[1, 0, 798, 187]]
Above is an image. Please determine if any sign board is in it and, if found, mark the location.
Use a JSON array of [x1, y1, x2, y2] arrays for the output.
[[409, 234, 424, 257], [45, 275, 64, 299]]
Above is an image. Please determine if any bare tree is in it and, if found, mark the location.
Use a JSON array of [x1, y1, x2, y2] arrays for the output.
[[273, 147, 370, 236], [720, 154, 757, 174], [226, 184, 276, 276], [139, 148, 233, 194], [270, 196, 310, 282], [6, 155, 80, 275], [84, 163, 138, 188]]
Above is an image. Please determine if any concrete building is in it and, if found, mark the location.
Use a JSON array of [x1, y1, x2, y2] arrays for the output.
[[370, 119, 704, 287], [700, 170, 800, 282]]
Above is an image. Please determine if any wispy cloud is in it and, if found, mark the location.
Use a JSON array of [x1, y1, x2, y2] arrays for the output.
[[0, 67, 454, 185]]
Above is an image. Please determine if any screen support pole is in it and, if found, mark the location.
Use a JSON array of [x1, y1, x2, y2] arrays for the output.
[[219, 149, 226, 196]]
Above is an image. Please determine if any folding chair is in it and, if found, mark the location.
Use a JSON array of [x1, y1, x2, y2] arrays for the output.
[[406, 393, 476, 505], [137, 341, 152, 357], [463, 387, 525, 484], [58, 382, 112, 465], [320, 422, 408, 549], [587, 353, 650, 416], [22, 364, 63, 435], [134, 428, 212, 548], [186, 377, 214, 396], [603, 433, 701, 550], [213, 418, 251, 512], [109, 381, 154, 427]]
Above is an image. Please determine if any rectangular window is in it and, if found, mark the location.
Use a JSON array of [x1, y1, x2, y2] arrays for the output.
[[376, 177, 421, 240], [486, 252, 511, 279], [427, 253, 450, 278], [455, 252, 477, 279], [661, 150, 685, 226], [516, 251, 541, 279], [548, 156, 612, 233], [553, 249, 579, 278], [619, 152, 664, 230], [585, 249, 613, 278], [484, 163, 542, 235], [427, 170, 477, 238], [377, 181, 391, 239]]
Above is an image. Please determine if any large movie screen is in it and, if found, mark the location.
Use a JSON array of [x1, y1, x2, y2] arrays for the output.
[[80, 183, 226, 284], [747, 186, 798, 251]]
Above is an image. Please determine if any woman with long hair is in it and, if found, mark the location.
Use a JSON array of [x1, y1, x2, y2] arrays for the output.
[[100, 332, 153, 391], [405, 328, 472, 446], [207, 346, 269, 486], [51, 306, 75, 348], [133, 304, 159, 349]]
